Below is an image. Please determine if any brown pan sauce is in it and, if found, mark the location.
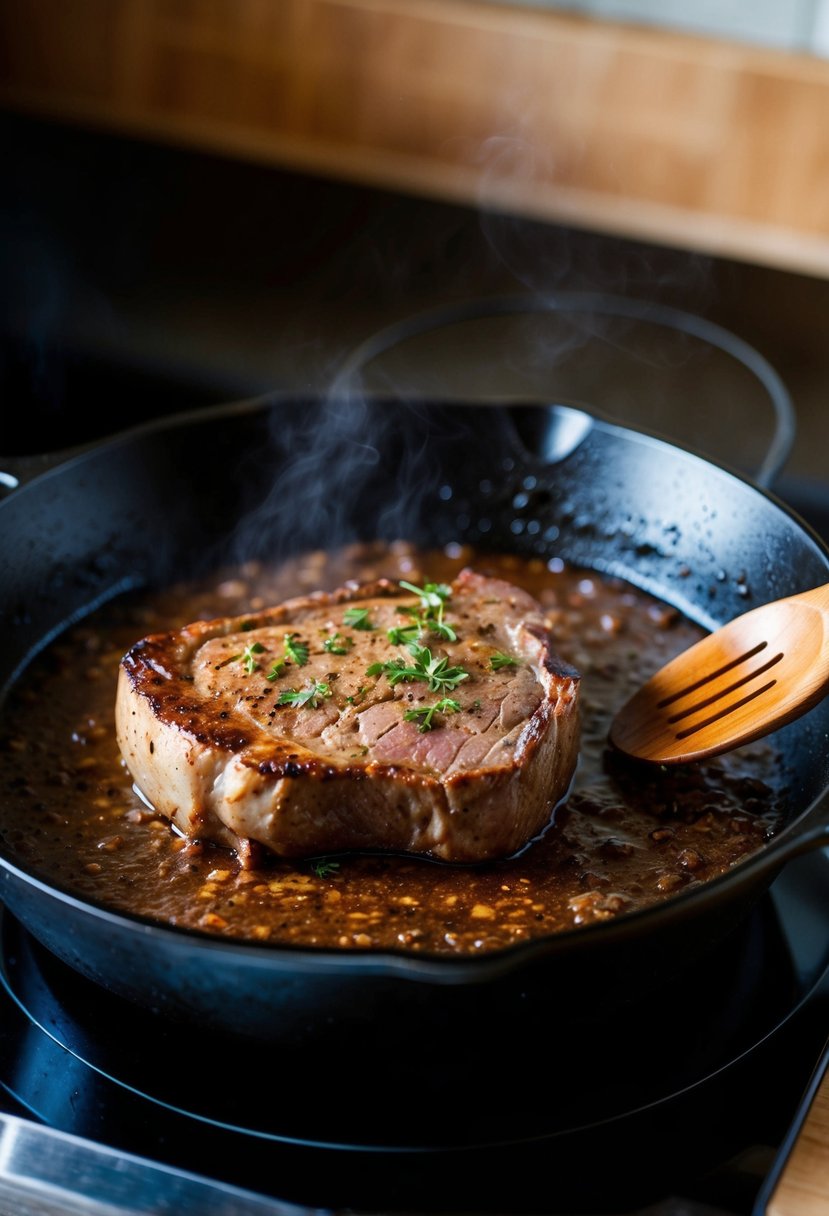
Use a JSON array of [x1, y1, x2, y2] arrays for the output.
[[0, 543, 785, 955]]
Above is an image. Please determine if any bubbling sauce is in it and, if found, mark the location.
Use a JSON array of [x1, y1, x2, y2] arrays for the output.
[[0, 543, 785, 955]]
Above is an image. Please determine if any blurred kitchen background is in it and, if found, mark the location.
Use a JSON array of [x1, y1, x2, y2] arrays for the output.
[[1, 0, 828, 513]]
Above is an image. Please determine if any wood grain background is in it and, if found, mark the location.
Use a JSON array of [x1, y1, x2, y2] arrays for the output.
[[2, 1, 828, 273]]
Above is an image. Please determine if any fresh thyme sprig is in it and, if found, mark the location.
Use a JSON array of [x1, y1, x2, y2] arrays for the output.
[[396, 579, 457, 642], [215, 639, 266, 672], [323, 632, 352, 655], [311, 858, 341, 878], [277, 680, 331, 708], [343, 607, 374, 631], [240, 641, 265, 673], [284, 633, 309, 666], [387, 622, 421, 646], [399, 580, 452, 609], [404, 697, 461, 733], [367, 642, 469, 693], [490, 651, 519, 671]]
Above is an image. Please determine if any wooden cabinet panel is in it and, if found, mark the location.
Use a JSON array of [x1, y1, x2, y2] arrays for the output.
[[2, 0, 829, 275]]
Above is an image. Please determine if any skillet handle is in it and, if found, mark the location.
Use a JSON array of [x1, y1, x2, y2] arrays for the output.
[[331, 291, 796, 489]]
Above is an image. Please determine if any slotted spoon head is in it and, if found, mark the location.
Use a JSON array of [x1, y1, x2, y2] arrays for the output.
[[609, 584, 829, 764]]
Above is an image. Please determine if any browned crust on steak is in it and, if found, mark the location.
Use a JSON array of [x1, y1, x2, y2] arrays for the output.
[[115, 569, 580, 863]]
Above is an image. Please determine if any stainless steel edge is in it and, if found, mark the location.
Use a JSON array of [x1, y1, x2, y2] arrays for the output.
[[0, 1113, 325, 1216]]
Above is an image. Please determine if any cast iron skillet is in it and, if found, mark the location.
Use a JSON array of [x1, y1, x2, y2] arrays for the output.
[[2, 386, 829, 1045]]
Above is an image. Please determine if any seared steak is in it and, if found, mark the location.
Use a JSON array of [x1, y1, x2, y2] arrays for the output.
[[115, 569, 580, 864]]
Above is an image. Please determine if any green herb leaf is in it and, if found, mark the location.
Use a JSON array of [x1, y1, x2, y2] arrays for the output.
[[404, 697, 461, 732], [266, 660, 287, 681], [399, 580, 451, 609], [387, 623, 421, 646], [364, 656, 410, 685], [407, 642, 469, 691], [397, 579, 457, 642], [429, 618, 457, 642], [284, 633, 309, 666], [278, 680, 331, 708], [367, 644, 468, 693], [343, 607, 374, 631], [311, 858, 340, 878], [323, 632, 352, 655], [240, 641, 265, 674], [490, 651, 519, 671], [216, 638, 265, 671]]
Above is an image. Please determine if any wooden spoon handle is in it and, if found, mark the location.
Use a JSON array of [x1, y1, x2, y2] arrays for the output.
[[766, 1047, 829, 1214]]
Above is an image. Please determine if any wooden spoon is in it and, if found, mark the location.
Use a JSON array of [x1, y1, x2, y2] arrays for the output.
[[609, 584, 829, 765]]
